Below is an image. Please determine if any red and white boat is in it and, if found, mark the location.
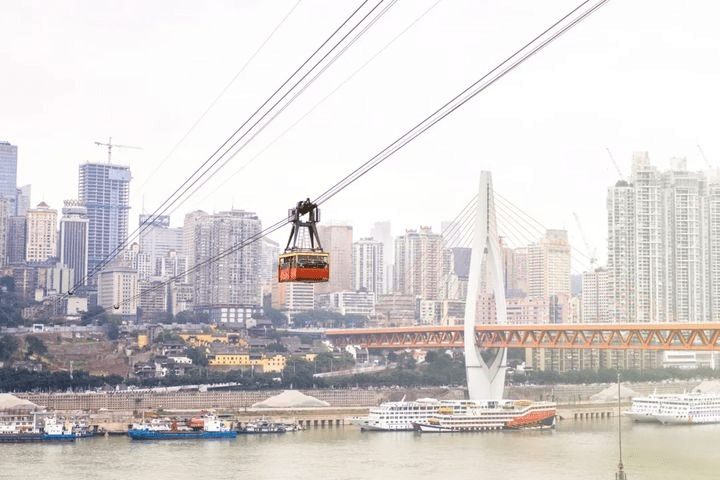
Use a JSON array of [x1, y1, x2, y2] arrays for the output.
[[412, 399, 556, 433]]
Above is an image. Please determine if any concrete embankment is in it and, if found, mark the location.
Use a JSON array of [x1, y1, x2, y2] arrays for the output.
[[14, 380, 701, 432]]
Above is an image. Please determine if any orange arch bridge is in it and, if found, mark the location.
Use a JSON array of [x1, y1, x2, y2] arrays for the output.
[[325, 323, 720, 351]]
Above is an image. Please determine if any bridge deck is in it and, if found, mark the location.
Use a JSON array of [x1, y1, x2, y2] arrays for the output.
[[325, 323, 720, 350]]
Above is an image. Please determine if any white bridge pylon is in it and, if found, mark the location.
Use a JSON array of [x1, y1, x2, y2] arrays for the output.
[[464, 171, 507, 400]]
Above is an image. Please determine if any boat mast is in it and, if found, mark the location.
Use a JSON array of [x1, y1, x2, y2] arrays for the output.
[[616, 372, 627, 479]]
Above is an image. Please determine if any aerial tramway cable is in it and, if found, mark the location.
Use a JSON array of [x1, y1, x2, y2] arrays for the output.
[[90, 0, 612, 318], [68, 0, 393, 293]]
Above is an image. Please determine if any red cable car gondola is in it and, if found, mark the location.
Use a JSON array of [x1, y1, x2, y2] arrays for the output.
[[278, 199, 329, 283]]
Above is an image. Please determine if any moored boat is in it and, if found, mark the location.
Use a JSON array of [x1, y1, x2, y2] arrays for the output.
[[624, 392, 672, 423], [652, 392, 720, 425], [0, 415, 75, 442], [350, 397, 440, 431], [412, 399, 556, 433], [127, 415, 236, 440], [236, 419, 287, 434]]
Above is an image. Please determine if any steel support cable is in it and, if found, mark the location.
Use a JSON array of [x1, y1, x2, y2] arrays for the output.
[[494, 198, 546, 245], [492, 192, 546, 236], [312, 0, 610, 208], [193, 0, 445, 205], [432, 199, 477, 302], [494, 204, 543, 248], [84, 217, 290, 323], [94, 0, 611, 317], [133, 0, 304, 197], [494, 197, 593, 273], [167, 0, 401, 218], [441, 195, 479, 247], [396, 196, 476, 306], [494, 192, 595, 265], [71, 0, 384, 291], [495, 191, 549, 232]]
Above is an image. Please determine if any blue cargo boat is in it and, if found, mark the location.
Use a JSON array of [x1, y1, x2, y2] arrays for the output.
[[127, 415, 237, 440]]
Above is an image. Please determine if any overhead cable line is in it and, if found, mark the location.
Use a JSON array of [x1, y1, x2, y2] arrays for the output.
[[71, 0, 392, 292], [93, 0, 611, 318], [191, 0, 444, 207], [312, 0, 611, 207], [133, 0, 304, 197], [167, 0, 401, 217]]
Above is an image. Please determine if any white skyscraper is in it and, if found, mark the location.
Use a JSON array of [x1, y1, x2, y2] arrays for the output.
[[527, 230, 571, 298], [394, 227, 444, 301], [352, 238, 384, 293], [607, 152, 720, 322], [78, 162, 131, 282], [25, 202, 57, 262], [186, 209, 262, 308], [371, 221, 393, 293]]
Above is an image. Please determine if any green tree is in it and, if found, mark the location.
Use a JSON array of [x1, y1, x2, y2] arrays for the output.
[[0, 276, 15, 292], [264, 308, 289, 328], [81, 305, 108, 325], [186, 346, 208, 367], [25, 336, 48, 357], [0, 335, 19, 361], [106, 322, 120, 341]]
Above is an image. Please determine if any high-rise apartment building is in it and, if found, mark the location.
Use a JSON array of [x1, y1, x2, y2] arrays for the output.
[[138, 214, 184, 281], [608, 153, 720, 322], [503, 245, 528, 297], [316, 224, 353, 294], [371, 221, 393, 293], [59, 200, 89, 287], [6, 216, 26, 265], [394, 227, 444, 301], [582, 268, 612, 323], [97, 265, 138, 317], [78, 162, 131, 282], [260, 237, 280, 285], [527, 229, 570, 298], [0, 199, 12, 266], [0, 142, 17, 213], [25, 202, 57, 262], [185, 209, 262, 308], [15, 185, 30, 217], [352, 238, 384, 293]]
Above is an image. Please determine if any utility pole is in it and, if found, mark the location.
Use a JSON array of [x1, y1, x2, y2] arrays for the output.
[[94, 137, 142, 163]]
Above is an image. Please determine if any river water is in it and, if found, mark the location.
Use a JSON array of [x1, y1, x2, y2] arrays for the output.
[[1, 418, 718, 480]]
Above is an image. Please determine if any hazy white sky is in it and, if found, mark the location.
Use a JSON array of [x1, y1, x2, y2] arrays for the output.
[[2, 0, 719, 272]]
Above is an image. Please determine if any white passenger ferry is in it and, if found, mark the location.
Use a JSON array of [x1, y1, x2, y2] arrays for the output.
[[653, 392, 720, 425], [350, 397, 440, 431], [412, 399, 556, 433], [624, 393, 674, 423]]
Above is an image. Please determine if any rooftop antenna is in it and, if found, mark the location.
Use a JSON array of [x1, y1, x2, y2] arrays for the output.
[[94, 137, 142, 163], [615, 371, 627, 480]]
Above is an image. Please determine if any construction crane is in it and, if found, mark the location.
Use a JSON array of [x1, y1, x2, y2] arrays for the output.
[[94, 137, 142, 163], [697, 144, 712, 169], [606, 148, 625, 181], [573, 211, 597, 271]]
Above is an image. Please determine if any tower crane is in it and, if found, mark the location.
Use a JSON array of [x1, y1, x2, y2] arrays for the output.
[[606, 148, 625, 181], [94, 137, 142, 163], [697, 144, 712, 169], [573, 212, 597, 271]]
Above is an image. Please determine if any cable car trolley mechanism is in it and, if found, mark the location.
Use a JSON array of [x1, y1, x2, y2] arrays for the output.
[[278, 198, 329, 283]]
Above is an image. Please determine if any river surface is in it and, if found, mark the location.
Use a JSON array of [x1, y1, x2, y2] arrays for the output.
[[1, 418, 718, 480]]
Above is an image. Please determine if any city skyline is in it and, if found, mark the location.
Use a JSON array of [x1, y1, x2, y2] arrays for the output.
[[2, 1, 719, 266]]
